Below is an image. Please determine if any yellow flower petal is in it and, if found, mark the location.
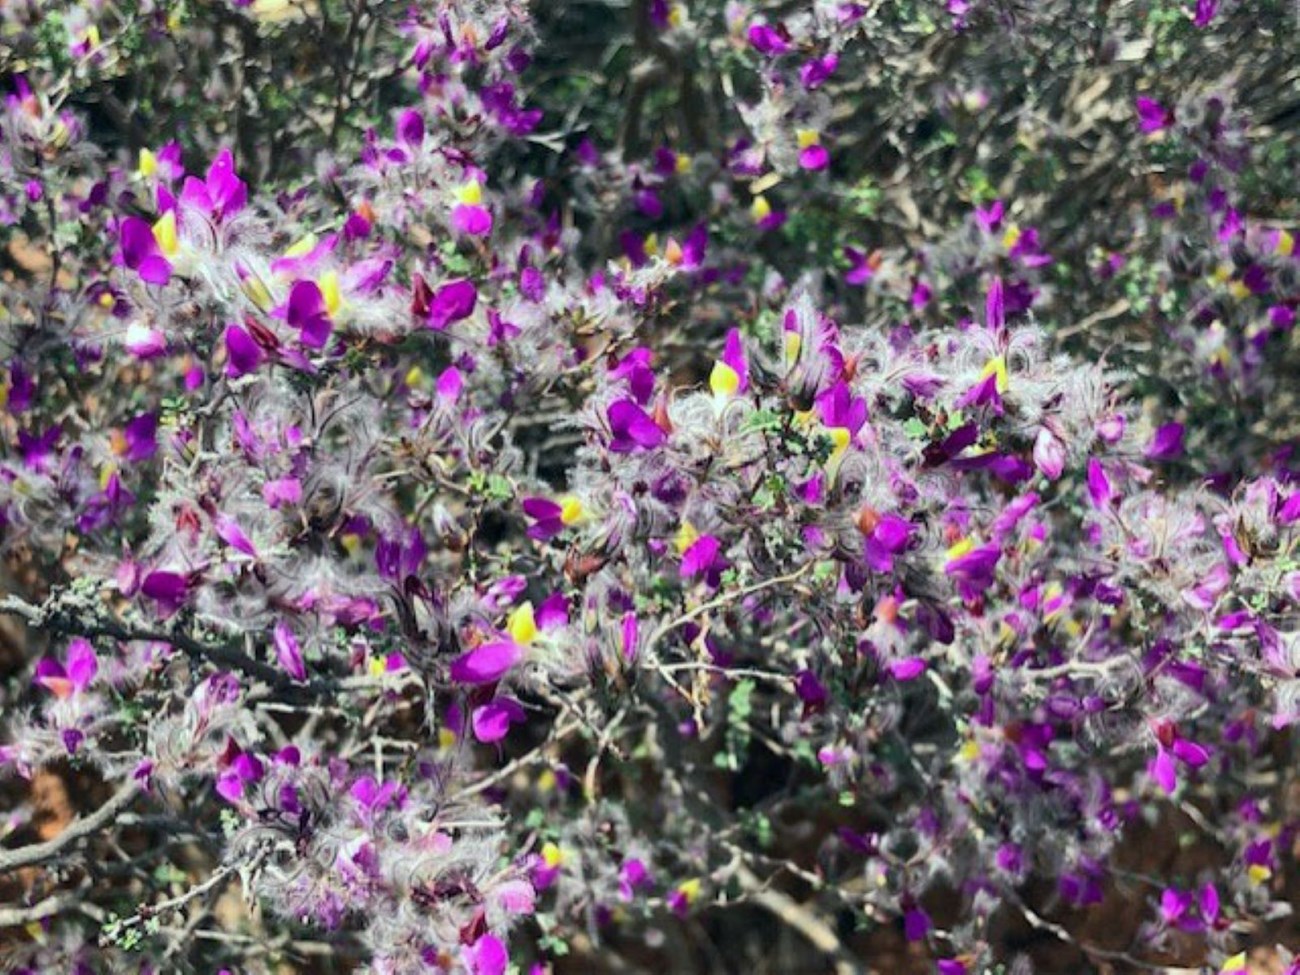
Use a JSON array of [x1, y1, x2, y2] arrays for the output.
[[283, 233, 319, 260], [152, 210, 178, 258], [137, 148, 157, 179], [560, 496, 584, 525], [783, 331, 802, 366], [457, 180, 483, 206], [709, 361, 740, 398], [750, 195, 772, 223], [946, 538, 975, 562], [318, 270, 342, 316], [509, 601, 537, 645], [980, 355, 1009, 394], [675, 520, 700, 555], [796, 128, 821, 149]]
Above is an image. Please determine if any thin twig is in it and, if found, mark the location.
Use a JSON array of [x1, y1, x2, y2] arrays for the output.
[[0, 779, 141, 876]]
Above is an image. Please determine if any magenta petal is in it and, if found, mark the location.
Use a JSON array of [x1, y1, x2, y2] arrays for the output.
[[452, 204, 493, 236], [1171, 739, 1210, 768], [262, 477, 302, 508], [873, 514, 912, 552], [888, 657, 927, 681], [137, 255, 173, 286], [396, 109, 425, 146], [215, 769, 245, 803], [287, 280, 331, 348], [65, 638, 98, 690], [465, 934, 508, 975], [1145, 422, 1184, 460], [273, 620, 307, 682], [522, 497, 562, 521], [123, 412, 158, 463], [119, 217, 159, 268], [1152, 746, 1177, 794], [534, 591, 569, 630], [33, 658, 67, 687], [798, 144, 830, 171], [214, 513, 257, 557], [607, 399, 666, 452], [681, 535, 720, 578], [1086, 458, 1113, 508], [141, 570, 189, 606], [449, 640, 522, 684], [621, 612, 639, 662], [206, 149, 247, 216], [224, 324, 263, 377], [427, 279, 478, 330], [472, 699, 524, 743]]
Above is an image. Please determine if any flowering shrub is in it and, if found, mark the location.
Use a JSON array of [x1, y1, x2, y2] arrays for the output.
[[0, 0, 1296, 973]]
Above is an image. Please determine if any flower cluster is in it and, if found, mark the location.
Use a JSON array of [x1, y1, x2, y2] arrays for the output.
[[0, 0, 1295, 973]]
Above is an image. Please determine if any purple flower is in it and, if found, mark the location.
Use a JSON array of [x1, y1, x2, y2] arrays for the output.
[[619, 858, 652, 901], [621, 612, 639, 663], [263, 477, 302, 508], [748, 22, 790, 56], [464, 934, 508, 975], [141, 570, 190, 615], [680, 534, 724, 582], [1135, 96, 1171, 133], [214, 513, 257, 557], [376, 526, 426, 583], [1087, 458, 1114, 508], [34, 638, 98, 697], [396, 108, 425, 146], [18, 425, 60, 472], [607, 399, 666, 452], [609, 347, 656, 404], [273, 620, 307, 682], [798, 144, 830, 171], [286, 280, 332, 349], [889, 657, 927, 682], [118, 216, 172, 285], [427, 279, 478, 330], [180, 148, 247, 220], [799, 53, 838, 89], [122, 412, 158, 463], [224, 324, 263, 377], [794, 669, 828, 715], [1032, 427, 1066, 480], [903, 905, 931, 942], [472, 698, 526, 743], [1145, 422, 1184, 460], [944, 544, 1000, 600], [844, 246, 878, 285], [216, 751, 263, 804], [1192, 0, 1217, 27], [452, 203, 493, 236], [5, 362, 34, 413], [449, 640, 523, 685]]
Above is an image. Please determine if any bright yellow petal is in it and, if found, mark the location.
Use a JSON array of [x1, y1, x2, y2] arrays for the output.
[[152, 210, 178, 257], [318, 270, 342, 316], [710, 361, 740, 398], [675, 520, 700, 554], [509, 602, 537, 645], [560, 496, 584, 525], [980, 355, 1009, 394]]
